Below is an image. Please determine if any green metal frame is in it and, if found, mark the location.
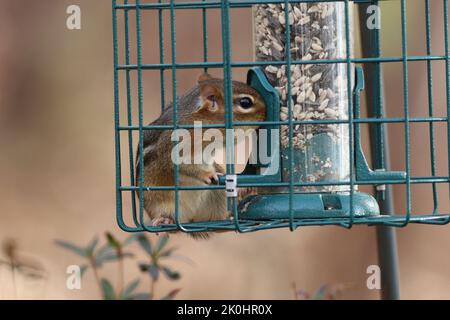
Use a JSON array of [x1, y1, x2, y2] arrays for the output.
[[353, 67, 406, 183], [113, 0, 450, 235]]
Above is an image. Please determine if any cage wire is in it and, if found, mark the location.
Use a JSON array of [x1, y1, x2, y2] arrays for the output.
[[113, 0, 450, 235]]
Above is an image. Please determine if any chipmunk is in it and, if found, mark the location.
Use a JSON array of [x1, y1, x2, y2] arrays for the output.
[[135, 72, 266, 238]]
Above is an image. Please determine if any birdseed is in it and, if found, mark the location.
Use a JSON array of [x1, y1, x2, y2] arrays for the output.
[[254, 3, 353, 192]]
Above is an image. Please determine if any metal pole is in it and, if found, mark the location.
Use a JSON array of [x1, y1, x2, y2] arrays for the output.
[[358, 2, 401, 300]]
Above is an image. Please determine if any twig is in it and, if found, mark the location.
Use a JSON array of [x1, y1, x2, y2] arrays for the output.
[[117, 252, 124, 296], [291, 282, 298, 300], [150, 277, 156, 300], [89, 256, 102, 298]]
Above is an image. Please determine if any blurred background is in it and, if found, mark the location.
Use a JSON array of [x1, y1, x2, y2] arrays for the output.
[[0, 0, 449, 299]]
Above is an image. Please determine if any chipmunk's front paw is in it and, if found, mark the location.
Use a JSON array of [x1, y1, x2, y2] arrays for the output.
[[151, 216, 175, 226], [202, 171, 223, 185]]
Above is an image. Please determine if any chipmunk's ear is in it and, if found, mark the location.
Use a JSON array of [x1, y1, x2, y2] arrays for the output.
[[198, 72, 213, 83], [199, 83, 221, 101], [198, 72, 220, 101], [196, 76, 222, 114]]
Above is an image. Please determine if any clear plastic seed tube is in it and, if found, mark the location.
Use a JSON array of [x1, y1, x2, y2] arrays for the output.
[[254, 2, 353, 192]]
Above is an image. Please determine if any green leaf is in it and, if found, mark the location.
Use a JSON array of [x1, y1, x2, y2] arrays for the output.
[[94, 244, 115, 266], [123, 234, 139, 246], [120, 279, 140, 299], [128, 293, 152, 300], [312, 284, 329, 300], [80, 264, 88, 277], [96, 243, 113, 255], [148, 264, 159, 281], [86, 236, 99, 255], [100, 278, 116, 300], [94, 244, 114, 265], [136, 234, 152, 256], [156, 237, 169, 253], [161, 288, 181, 300], [95, 251, 118, 267], [161, 266, 181, 281], [54, 240, 88, 257], [105, 232, 121, 249]]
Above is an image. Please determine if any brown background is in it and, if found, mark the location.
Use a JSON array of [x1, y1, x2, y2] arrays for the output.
[[0, 0, 449, 299]]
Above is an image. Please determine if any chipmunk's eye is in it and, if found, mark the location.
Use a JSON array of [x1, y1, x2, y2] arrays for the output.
[[239, 97, 253, 109]]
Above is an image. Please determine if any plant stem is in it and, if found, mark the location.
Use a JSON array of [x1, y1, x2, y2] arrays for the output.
[[117, 255, 124, 296], [292, 282, 298, 300], [150, 278, 155, 300], [89, 256, 102, 298], [11, 262, 17, 299]]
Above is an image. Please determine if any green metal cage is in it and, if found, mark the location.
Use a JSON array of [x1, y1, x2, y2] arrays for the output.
[[112, 0, 449, 234]]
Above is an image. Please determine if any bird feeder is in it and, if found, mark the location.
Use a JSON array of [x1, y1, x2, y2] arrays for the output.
[[235, 2, 405, 219]]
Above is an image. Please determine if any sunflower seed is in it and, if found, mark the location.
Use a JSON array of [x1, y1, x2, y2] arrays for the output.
[[297, 91, 306, 103], [265, 65, 278, 73], [311, 72, 322, 82], [318, 98, 329, 111], [293, 6, 302, 19], [298, 16, 311, 25], [311, 43, 323, 52], [324, 108, 337, 117], [308, 6, 319, 13]]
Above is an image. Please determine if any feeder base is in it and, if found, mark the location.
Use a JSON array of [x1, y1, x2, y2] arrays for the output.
[[238, 192, 380, 220]]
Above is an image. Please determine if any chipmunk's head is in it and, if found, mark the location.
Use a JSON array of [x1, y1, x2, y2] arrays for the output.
[[194, 72, 266, 125]]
